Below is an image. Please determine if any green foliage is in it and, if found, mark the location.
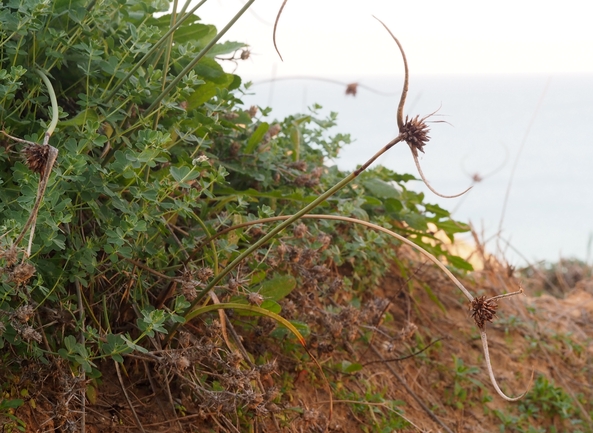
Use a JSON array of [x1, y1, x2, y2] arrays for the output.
[[443, 355, 485, 409], [493, 375, 586, 433]]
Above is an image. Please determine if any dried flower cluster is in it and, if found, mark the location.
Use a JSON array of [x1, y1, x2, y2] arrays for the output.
[[22, 143, 50, 176], [470, 295, 499, 329], [400, 115, 431, 154]]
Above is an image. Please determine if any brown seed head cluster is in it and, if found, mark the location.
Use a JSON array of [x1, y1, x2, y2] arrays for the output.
[[22, 143, 50, 176], [470, 295, 499, 329], [9, 262, 36, 285], [400, 115, 430, 153]]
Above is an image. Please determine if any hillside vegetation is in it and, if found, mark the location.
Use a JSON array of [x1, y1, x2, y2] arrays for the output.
[[0, 1, 592, 432]]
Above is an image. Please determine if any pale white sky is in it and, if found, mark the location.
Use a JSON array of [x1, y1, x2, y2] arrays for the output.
[[196, 0, 593, 77]]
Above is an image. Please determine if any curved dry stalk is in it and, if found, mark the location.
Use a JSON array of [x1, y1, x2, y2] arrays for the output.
[[203, 214, 532, 400], [480, 330, 533, 401], [273, 0, 288, 61], [200, 214, 474, 302], [410, 147, 473, 198], [374, 16, 472, 199], [372, 16, 408, 130]]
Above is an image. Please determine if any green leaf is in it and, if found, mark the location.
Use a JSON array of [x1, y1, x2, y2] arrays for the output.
[[245, 122, 269, 153], [361, 178, 401, 199], [59, 109, 101, 127], [170, 165, 200, 183], [256, 275, 296, 301], [185, 303, 307, 346]]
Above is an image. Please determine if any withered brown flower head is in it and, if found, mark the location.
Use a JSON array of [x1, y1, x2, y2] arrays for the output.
[[470, 295, 499, 329], [345, 83, 358, 96], [9, 262, 36, 285], [400, 115, 430, 154], [22, 143, 50, 176]]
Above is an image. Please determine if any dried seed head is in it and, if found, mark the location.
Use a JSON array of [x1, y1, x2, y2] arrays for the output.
[[268, 123, 282, 137], [20, 326, 42, 343], [9, 262, 36, 285], [229, 141, 241, 157], [345, 83, 358, 96], [247, 291, 264, 306], [175, 356, 191, 371], [22, 144, 50, 176], [293, 174, 310, 187], [196, 267, 214, 282], [400, 115, 430, 154], [310, 166, 324, 179], [0, 246, 18, 267], [289, 161, 307, 171], [470, 295, 499, 329], [316, 234, 332, 251], [240, 49, 251, 60], [293, 223, 307, 239], [15, 304, 34, 323], [276, 243, 288, 259], [248, 105, 258, 118]]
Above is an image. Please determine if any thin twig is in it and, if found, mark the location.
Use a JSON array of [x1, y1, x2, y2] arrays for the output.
[[480, 330, 533, 401], [411, 147, 473, 198], [114, 361, 147, 433], [362, 338, 444, 366], [273, 0, 288, 61], [368, 343, 455, 433]]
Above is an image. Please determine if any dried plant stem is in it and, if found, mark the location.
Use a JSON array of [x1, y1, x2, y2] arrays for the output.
[[372, 16, 408, 130], [368, 344, 455, 433], [74, 280, 86, 433], [205, 213, 533, 399], [362, 338, 443, 366], [273, 0, 288, 61], [480, 330, 532, 401], [201, 214, 474, 302], [373, 16, 471, 198], [3, 70, 59, 257], [114, 360, 147, 433], [411, 148, 473, 198]]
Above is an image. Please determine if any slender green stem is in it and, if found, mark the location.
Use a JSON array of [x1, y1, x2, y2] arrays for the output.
[[104, 0, 209, 103], [145, 0, 256, 114]]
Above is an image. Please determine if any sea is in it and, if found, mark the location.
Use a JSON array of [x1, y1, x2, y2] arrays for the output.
[[239, 74, 593, 267]]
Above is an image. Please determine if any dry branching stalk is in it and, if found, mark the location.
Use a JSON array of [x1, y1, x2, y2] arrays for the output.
[[273, 0, 288, 61], [202, 213, 533, 401], [1, 70, 60, 259], [373, 16, 472, 199]]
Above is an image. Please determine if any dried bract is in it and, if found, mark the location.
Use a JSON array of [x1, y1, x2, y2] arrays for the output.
[[22, 143, 50, 176], [470, 295, 498, 329]]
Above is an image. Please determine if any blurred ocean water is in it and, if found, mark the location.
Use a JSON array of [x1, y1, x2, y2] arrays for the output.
[[240, 74, 593, 266]]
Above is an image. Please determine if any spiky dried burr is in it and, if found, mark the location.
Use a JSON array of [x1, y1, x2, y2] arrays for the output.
[[400, 115, 431, 154], [470, 295, 499, 329]]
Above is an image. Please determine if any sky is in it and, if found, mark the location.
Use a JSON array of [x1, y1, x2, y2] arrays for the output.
[[194, 0, 593, 77]]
